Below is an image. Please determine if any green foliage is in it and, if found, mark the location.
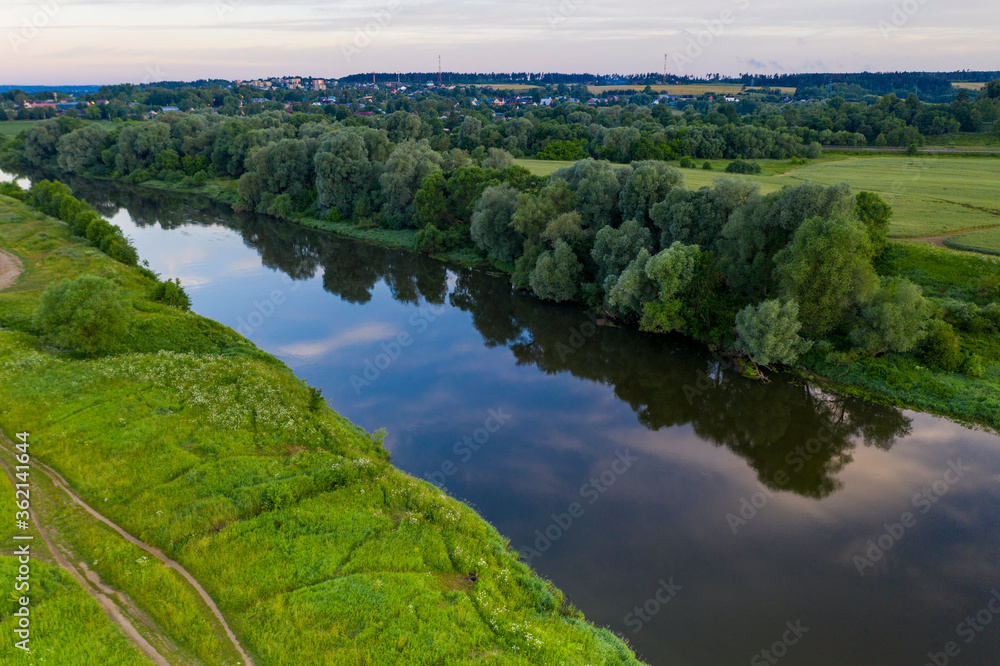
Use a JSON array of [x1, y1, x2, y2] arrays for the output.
[[921, 320, 964, 371], [605, 249, 656, 318], [415, 223, 447, 254], [725, 159, 762, 174], [538, 139, 587, 161], [33, 275, 133, 355], [639, 242, 700, 334], [618, 161, 683, 226], [855, 190, 893, 256], [592, 218, 653, 286], [529, 240, 582, 302], [151, 278, 192, 310], [470, 183, 523, 263], [379, 139, 443, 228], [850, 277, 932, 355], [702, 161, 713, 170], [774, 216, 878, 337], [735, 299, 812, 367]]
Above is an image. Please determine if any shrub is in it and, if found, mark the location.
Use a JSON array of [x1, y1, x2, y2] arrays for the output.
[[415, 224, 448, 254], [921, 320, 963, 372], [678, 156, 695, 168], [150, 278, 192, 310], [33, 275, 132, 355], [734, 299, 813, 367], [702, 161, 713, 170], [725, 159, 762, 175]]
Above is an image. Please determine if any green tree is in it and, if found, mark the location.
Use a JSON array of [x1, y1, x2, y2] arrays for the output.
[[640, 242, 700, 334], [605, 249, 657, 318], [378, 139, 442, 228], [773, 216, 879, 337], [854, 191, 893, 256], [56, 124, 109, 174], [529, 240, 582, 302], [470, 183, 522, 263], [591, 218, 653, 287], [734, 299, 812, 367], [617, 161, 683, 226], [33, 275, 132, 355], [850, 277, 931, 355]]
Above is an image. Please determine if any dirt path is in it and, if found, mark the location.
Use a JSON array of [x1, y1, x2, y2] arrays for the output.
[[0, 249, 23, 291], [27, 456, 255, 666], [0, 455, 170, 666]]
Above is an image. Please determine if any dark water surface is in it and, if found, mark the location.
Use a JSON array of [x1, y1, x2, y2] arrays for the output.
[[8, 174, 1000, 665]]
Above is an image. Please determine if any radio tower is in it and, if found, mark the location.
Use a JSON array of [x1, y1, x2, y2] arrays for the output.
[[663, 54, 668, 84], [438, 55, 442, 85]]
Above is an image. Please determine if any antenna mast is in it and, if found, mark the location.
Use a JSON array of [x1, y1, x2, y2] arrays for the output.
[[438, 55, 442, 84], [663, 54, 667, 84]]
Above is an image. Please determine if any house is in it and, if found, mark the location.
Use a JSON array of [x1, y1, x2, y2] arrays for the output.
[[540, 97, 554, 106]]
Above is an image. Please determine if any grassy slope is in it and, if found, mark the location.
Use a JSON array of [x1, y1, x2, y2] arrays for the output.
[[945, 228, 1000, 255], [0, 195, 642, 665], [0, 461, 155, 664]]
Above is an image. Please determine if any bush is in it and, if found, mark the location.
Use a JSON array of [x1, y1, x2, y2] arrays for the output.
[[33, 275, 132, 355], [415, 224, 448, 254], [678, 156, 695, 168], [150, 278, 192, 310], [725, 159, 762, 175], [702, 161, 713, 170], [922, 320, 963, 372], [734, 299, 812, 367]]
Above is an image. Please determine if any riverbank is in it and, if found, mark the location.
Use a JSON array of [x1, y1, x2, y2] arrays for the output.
[[132, 175, 1000, 435], [0, 193, 643, 664]]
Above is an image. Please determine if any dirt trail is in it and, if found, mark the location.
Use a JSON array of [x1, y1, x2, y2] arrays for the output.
[[0, 455, 170, 666], [0, 250, 23, 291], [27, 455, 255, 666]]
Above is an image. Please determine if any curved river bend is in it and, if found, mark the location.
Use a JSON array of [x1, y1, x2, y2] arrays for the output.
[[6, 173, 1000, 666]]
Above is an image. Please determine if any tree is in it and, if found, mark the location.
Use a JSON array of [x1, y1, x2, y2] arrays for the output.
[[640, 242, 700, 334], [378, 139, 442, 228], [735, 300, 812, 367], [414, 171, 451, 228], [470, 183, 522, 263], [605, 249, 657, 318], [773, 216, 879, 337], [314, 127, 391, 218], [56, 124, 109, 174], [116, 122, 172, 175], [854, 191, 893, 256], [618, 161, 683, 226], [481, 147, 515, 170], [552, 159, 624, 230], [592, 219, 653, 287], [33, 275, 132, 355], [529, 240, 582, 302], [850, 277, 931, 355]]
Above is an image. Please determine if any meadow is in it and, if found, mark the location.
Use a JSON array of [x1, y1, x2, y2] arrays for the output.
[[517, 155, 1000, 251], [0, 194, 643, 665], [0, 120, 43, 137]]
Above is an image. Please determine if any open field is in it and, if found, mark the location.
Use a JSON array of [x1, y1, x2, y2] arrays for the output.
[[587, 84, 746, 95], [945, 228, 1000, 255], [921, 131, 1000, 148], [517, 155, 1000, 245], [952, 82, 986, 91], [0, 120, 42, 137], [0, 194, 642, 665]]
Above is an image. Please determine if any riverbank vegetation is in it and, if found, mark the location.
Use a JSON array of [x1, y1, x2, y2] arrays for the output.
[[1, 89, 998, 432], [0, 192, 643, 663]]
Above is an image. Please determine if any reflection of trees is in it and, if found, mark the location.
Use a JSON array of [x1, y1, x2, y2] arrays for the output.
[[447, 267, 913, 499], [70, 179, 913, 500]]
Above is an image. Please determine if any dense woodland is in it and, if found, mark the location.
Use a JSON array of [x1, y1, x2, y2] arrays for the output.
[[1, 84, 998, 377]]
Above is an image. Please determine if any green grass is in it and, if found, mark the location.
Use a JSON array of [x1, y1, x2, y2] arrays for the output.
[[0, 120, 42, 137], [922, 131, 1000, 148], [0, 195, 643, 664], [0, 469, 156, 665], [944, 228, 1000, 255]]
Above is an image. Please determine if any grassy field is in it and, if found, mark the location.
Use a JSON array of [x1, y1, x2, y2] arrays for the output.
[[587, 84, 747, 95], [0, 194, 643, 664], [0, 120, 42, 137], [517, 155, 1000, 250], [945, 228, 1000, 255], [952, 82, 987, 91], [922, 132, 1000, 147]]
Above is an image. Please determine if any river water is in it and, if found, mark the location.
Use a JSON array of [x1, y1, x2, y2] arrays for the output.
[[5, 173, 1000, 665]]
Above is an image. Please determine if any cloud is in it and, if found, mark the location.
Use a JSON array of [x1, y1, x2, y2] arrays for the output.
[[275, 322, 399, 360]]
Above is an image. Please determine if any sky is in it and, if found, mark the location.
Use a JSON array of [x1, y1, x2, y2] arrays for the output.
[[2, 0, 998, 85]]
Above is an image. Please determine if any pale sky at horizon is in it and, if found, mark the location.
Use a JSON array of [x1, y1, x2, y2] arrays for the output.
[[1, 0, 998, 85]]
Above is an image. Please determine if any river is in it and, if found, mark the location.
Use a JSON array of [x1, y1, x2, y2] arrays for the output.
[[4, 173, 1000, 665]]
